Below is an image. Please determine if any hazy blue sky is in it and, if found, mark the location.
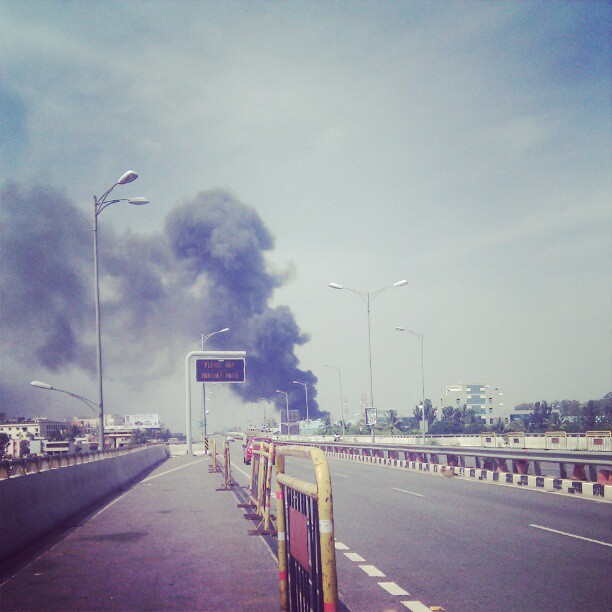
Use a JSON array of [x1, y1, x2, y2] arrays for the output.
[[1, 1, 610, 433]]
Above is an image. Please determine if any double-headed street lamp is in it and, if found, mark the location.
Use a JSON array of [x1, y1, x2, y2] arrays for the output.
[[276, 390, 290, 434], [329, 279, 407, 442], [94, 171, 149, 450], [323, 363, 345, 435], [200, 328, 229, 442], [292, 381, 309, 429]]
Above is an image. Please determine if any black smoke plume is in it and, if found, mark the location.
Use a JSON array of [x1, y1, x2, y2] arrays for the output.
[[0, 183, 318, 419]]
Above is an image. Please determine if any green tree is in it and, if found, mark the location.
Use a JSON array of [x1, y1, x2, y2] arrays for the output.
[[600, 392, 612, 427], [0, 432, 10, 456], [158, 426, 172, 442], [460, 406, 487, 434], [317, 415, 334, 436], [130, 429, 149, 445], [582, 400, 598, 430], [558, 399, 581, 417], [515, 402, 535, 412], [529, 401, 553, 432], [413, 399, 437, 428], [381, 410, 403, 435]]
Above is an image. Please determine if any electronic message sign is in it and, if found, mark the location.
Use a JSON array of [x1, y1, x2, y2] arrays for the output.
[[196, 358, 245, 383]]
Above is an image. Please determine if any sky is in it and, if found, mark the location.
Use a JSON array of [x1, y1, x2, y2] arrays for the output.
[[0, 1, 610, 434]]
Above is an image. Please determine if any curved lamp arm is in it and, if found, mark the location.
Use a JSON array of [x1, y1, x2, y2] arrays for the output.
[[30, 381, 99, 415]]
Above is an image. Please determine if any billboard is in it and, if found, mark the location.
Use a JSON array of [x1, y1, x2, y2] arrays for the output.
[[365, 408, 377, 426], [125, 414, 160, 429]]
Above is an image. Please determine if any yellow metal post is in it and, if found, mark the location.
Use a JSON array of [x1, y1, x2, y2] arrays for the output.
[[275, 445, 338, 612]]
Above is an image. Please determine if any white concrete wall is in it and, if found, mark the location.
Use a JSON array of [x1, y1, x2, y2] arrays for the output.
[[0, 445, 169, 562]]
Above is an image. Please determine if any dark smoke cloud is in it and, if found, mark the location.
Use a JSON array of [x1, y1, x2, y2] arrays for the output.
[[1, 183, 319, 419], [0, 183, 94, 372], [165, 190, 319, 415]]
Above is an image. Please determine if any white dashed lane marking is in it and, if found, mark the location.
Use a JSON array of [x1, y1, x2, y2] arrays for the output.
[[402, 601, 432, 611], [334, 540, 433, 610], [359, 565, 385, 577], [379, 582, 409, 596], [391, 487, 425, 498]]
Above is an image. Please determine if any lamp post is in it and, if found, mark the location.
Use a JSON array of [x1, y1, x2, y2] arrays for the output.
[[329, 279, 407, 443], [323, 363, 345, 435], [200, 328, 229, 445], [260, 397, 273, 430], [276, 390, 289, 435], [93, 171, 148, 451], [395, 326, 425, 443], [292, 381, 309, 430], [30, 380, 99, 414]]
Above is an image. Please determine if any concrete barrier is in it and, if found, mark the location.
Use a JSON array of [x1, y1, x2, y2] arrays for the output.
[[0, 445, 169, 563]]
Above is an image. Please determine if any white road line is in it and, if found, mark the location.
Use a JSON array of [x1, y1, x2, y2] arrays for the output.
[[402, 601, 432, 611], [335, 542, 350, 550], [344, 552, 365, 562], [391, 487, 425, 498], [140, 459, 205, 482], [359, 564, 385, 577], [529, 524, 612, 547], [378, 581, 409, 596], [89, 489, 132, 520], [334, 473, 350, 478]]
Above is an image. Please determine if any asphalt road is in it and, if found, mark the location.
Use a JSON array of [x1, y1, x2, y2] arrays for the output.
[[227, 438, 612, 612], [3, 438, 609, 612]]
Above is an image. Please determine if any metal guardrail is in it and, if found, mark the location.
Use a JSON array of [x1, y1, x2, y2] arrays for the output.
[[283, 431, 612, 451], [275, 446, 338, 612], [0, 444, 150, 479], [278, 439, 612, 484]]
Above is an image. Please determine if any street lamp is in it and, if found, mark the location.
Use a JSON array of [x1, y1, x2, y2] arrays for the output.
[[276, 390, 290, 435], [323, 363, 345, 435], [395, 326, 425, 443], [93, 171, 148, 450], [292, 381, 309, 429], [260, 397, 273, 430], [419, 402, 425, 445], [30, 379, 99, 434], [200, 328, 229, 445], [329, 279, 407, 443]]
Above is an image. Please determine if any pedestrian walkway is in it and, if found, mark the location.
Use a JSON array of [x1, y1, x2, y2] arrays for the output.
[[0, 455, 279, 611]]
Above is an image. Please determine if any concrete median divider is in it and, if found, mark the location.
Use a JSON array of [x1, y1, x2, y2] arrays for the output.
[[0, 444, 170, 563]]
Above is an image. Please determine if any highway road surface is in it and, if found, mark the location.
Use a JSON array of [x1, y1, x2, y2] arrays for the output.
[[228, 438, 612, 612]]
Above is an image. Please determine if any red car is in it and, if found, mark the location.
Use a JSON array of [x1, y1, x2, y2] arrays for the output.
[[243, 437, 273, 464]]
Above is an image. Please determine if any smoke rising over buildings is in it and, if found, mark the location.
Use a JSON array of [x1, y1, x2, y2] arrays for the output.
[[0, 183, 319, 422]]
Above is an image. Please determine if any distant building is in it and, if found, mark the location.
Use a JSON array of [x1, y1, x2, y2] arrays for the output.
[[0, 418, 65, 441], [441, 384, 507, 425]]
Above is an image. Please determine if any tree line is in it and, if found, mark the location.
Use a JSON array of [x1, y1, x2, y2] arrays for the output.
[[317, 392, 612, 436]]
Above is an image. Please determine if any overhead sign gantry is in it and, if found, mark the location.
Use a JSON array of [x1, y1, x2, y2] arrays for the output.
[[185, 350, 246, 453]]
